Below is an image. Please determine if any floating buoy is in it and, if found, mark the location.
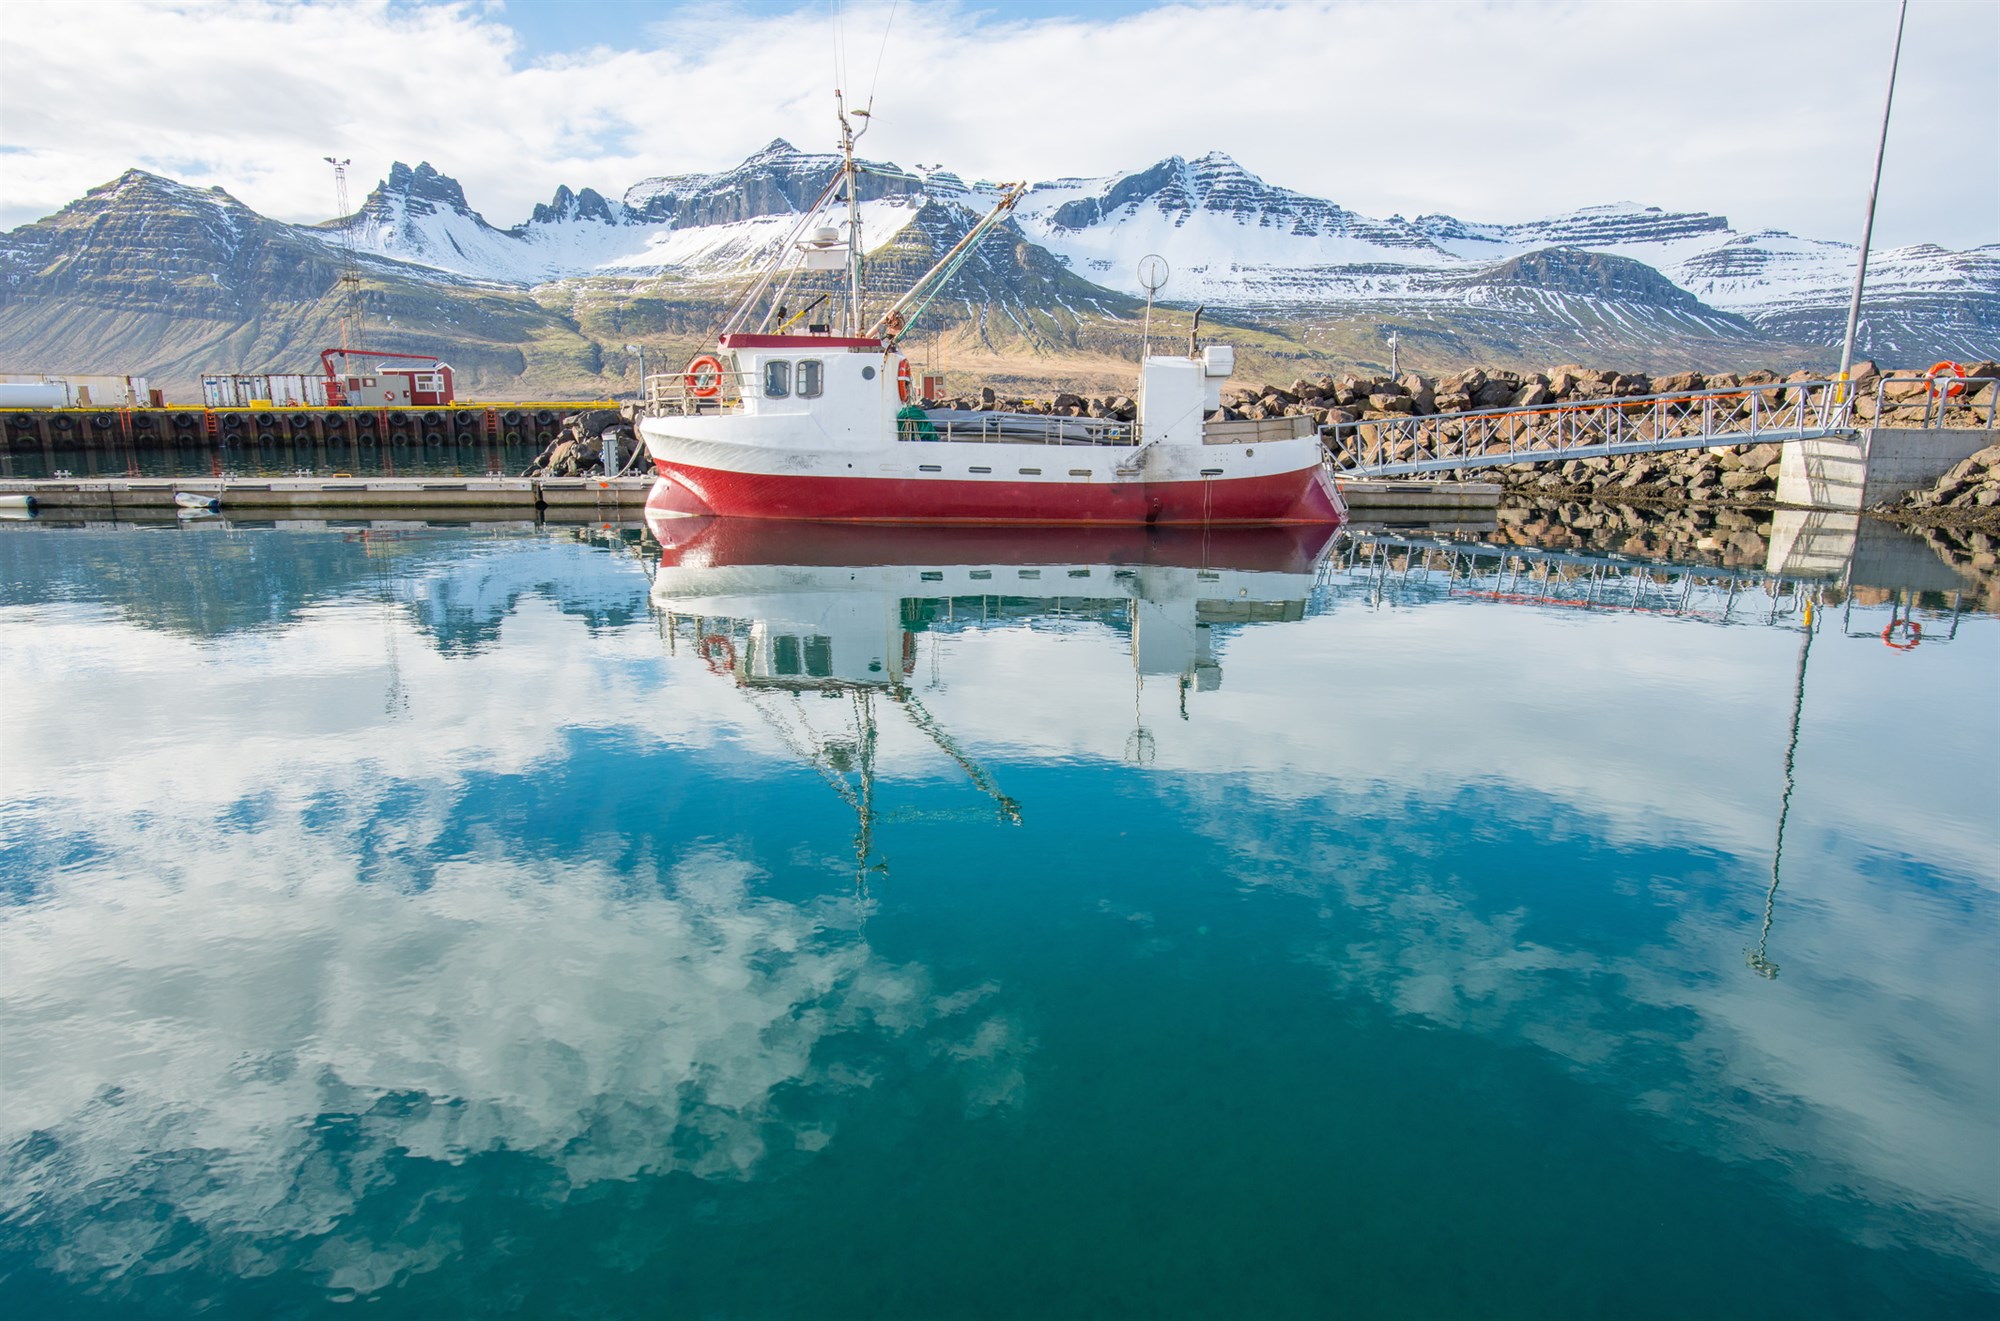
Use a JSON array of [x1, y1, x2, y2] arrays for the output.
[[174, 491, 221, 511]]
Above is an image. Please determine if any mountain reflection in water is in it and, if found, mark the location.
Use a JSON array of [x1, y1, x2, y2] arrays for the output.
[[0, 518, 1993, 1319]]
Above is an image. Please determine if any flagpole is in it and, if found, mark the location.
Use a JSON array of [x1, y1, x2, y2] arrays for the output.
[[1836, 0, 1909, 398]]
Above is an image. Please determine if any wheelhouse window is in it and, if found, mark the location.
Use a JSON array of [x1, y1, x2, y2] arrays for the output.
[[763, 360, 791, 398], [797, 359, 824, 398]]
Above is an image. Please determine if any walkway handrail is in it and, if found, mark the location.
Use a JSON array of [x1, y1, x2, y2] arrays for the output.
[[1327, 374, 1996, 480]]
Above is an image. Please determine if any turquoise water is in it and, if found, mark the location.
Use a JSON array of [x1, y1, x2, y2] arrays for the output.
[[0, 519, 1995, 1318]]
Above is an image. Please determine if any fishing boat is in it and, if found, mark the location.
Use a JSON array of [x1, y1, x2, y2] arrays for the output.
[[637, 97, 1343, 528]]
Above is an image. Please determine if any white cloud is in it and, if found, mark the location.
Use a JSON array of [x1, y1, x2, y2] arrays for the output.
[[0, 0, 1992, 250]]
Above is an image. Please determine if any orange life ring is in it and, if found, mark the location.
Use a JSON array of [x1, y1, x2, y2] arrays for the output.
[[697, 632, 737, 673], [896, 358, 912, 403], [686, 354, 725, 399], [383, 391, 395, 402], [1882, 619, 1922, 650], [1925, 361, 1967, 398]]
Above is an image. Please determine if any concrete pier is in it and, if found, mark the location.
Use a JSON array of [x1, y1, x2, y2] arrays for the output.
[[1776, 426, 1999, 512], [1336, 479, 1501, 517]]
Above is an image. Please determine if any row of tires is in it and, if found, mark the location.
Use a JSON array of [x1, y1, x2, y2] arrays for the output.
[[3, 408, 566, 436]]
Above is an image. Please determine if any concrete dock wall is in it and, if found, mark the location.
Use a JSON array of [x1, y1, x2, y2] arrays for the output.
[[1776, 426, 1999, 512], [0, 476, 651, 514]]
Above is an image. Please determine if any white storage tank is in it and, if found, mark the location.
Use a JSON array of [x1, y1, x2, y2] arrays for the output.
[[0, 383, 68, 408]]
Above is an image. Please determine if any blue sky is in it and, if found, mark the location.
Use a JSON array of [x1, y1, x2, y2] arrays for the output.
[[491, 0, 1170, 56], [0, 0, 1992, 250]]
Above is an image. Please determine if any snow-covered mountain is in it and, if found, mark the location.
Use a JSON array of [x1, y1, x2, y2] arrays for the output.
[[3, 145, 1991, 395], [317, 144, 1993, 360]]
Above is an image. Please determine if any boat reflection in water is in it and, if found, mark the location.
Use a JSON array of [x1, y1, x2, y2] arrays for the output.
[[645, 515, 1336, 879]]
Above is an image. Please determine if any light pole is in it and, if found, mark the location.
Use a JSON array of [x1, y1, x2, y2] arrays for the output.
[[1387, 330, 1399, 379], [625, 343, 647, 402], [1837, 0, 1909, 400]]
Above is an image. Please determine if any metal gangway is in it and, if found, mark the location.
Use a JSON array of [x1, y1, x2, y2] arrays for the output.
[[1325, 374, 1996, 479], [1314, 533, 1830, 628]]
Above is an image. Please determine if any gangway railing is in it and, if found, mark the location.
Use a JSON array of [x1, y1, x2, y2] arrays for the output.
[[1326, 379, 1862, 479], [1313, 533, 1828, 628]]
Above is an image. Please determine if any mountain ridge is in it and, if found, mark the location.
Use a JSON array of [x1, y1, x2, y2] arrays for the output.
[[3, 145, 1993, 397]]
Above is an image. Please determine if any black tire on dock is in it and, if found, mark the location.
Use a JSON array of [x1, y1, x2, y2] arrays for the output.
[[534, 410, 557, 426], [289, 414, 312, 431], [424, 411, 444, 427], [220, 413, 244, 432], [390, 431, 410, 446], [92, 413, 115, 430], [423, 431, 444, 446], [171, 413, 197, 430], [504, 430, 523, 445], [323, 415, 345, 433], [132, 413, 156, 431], [501, 410, 522, 425], [53, 414, 73, 430]]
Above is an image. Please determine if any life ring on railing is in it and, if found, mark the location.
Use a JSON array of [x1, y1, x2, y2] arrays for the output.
[[896, 358, 912, 403], [1882, 619, 1922, 650], [1925, 361, 1966, 398], [686, 354, 725, 399], [697, 632, 737, 673]]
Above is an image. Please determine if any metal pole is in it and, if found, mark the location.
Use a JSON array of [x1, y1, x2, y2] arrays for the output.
[[1836, 0, 1909, 398]]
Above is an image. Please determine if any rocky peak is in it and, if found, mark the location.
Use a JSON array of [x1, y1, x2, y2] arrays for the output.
[[622, 141, 920, 230], [361, 162, 476, 221], [525, 185, 619, 228]]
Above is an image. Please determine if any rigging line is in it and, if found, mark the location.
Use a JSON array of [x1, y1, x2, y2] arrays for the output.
[[864, 0, 899, 110]]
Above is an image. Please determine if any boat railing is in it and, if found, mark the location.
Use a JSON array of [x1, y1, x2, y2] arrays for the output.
[[643, 370, 753, 417], [908, 410, 1140, 447]]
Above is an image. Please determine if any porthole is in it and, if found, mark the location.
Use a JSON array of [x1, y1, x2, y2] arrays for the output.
[[969, 466, 991, 474], [1019, 467, 1041, 475], [862, 365, 877, 380], [919, 464, 941, 472]]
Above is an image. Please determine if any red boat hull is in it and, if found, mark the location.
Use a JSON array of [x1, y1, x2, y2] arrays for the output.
[[650, 459, 1343, 526], [647, 514, 1340, 576]]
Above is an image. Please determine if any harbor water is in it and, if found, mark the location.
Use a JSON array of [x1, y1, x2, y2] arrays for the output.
[[0, 516, 1994, 1318]]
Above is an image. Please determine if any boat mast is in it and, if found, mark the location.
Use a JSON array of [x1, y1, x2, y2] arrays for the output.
[[836, 90, 870, 336]]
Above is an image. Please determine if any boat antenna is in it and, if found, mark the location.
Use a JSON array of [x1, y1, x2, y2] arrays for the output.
[[836, 88, 872, 335], [1136, 254, 1169, 360]]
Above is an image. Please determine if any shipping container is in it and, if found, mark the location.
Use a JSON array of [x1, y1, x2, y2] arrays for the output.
[[0, 373, 156, 407]]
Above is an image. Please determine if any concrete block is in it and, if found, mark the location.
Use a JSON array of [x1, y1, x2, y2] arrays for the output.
[[1777, 427, 1998, 511]]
